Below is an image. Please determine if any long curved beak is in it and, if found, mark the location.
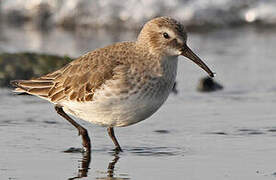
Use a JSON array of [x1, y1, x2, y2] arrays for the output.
[[180, 45, 215, 78]]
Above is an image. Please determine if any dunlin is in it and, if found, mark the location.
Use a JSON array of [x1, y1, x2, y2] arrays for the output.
[[11, 17, 214, 152]]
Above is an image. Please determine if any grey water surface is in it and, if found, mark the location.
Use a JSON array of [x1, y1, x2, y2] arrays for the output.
[[1, 25, 276, 180]]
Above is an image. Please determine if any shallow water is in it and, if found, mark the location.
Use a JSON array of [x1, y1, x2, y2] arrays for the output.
[[1, 25, 276, 179]]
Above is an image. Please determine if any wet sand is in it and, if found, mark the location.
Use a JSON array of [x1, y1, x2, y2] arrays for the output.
[[1, 26, 276, 179]]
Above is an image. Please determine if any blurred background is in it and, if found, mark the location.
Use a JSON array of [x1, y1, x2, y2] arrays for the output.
[[0, 0, 276, 89], [1, 0, 276, 180]]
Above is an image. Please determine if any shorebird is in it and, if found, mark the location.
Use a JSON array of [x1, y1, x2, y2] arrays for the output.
[[11, 17, 215, 152]]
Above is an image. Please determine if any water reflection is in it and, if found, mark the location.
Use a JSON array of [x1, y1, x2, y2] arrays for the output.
[[97, 151, 129, 180], [106, 152, 120, 178], [68, 150, 129, 180], [68, 151, 91, 180]]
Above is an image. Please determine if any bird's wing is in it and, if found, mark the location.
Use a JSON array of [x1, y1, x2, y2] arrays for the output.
[[11, 43, 132, 103]]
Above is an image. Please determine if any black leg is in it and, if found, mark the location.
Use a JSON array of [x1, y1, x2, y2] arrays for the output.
[[107, 127, 122, 152], [55, 105, 91, 152]]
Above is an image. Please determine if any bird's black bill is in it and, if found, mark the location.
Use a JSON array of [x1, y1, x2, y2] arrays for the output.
[[181, 45, 215, 78]]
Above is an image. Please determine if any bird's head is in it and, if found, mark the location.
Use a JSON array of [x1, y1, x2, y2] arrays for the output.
[[137, 17, 215, 77]]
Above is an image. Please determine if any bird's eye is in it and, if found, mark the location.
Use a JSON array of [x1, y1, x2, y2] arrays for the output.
[[163, 32, 170, 39]]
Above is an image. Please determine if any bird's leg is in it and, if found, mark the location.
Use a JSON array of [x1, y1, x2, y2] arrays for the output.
[[55, 105, 91, 152], [107, 127, 123, 152]]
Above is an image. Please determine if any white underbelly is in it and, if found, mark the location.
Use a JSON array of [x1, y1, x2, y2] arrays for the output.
[[61, 88, 170, 127]]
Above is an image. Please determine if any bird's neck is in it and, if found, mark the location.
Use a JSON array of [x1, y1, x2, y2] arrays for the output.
[[135, 41, 163, 60]]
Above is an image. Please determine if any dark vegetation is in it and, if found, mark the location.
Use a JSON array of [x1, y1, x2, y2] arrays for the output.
[[0, 52, 73, 87]]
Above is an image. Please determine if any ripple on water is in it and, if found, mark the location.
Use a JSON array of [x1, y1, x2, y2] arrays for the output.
[[206, 131, 228, 135], [238, 128, 265, 135], [43, 120, 59, 124], [153, 129, 171, 134], [267, 128, 276, 132], [127, 146, 185, 157], [0, 119, 21, 126], [62, 147, 185, 157], [206, 127, 276, 137]]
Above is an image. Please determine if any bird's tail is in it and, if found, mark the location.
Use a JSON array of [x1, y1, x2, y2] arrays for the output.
[[10, 79, 53, 98]]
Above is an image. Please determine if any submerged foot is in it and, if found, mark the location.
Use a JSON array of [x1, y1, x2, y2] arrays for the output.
[[63, 147, 84, 153]]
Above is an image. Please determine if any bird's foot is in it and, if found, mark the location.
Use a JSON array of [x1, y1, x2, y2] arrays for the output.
[[114, 146, 123, 153]]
